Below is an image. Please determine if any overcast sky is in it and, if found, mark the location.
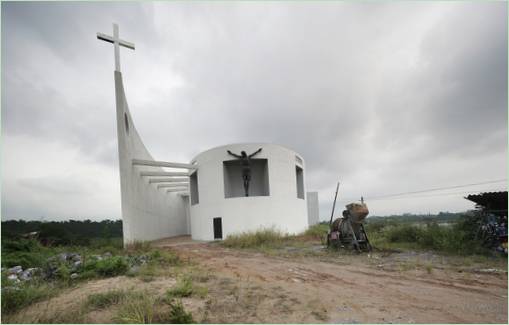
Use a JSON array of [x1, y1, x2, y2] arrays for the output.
[[2, 1, 507, 221]]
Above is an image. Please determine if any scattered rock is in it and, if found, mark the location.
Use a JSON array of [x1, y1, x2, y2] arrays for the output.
[[129, 255, 148, 266], [7, 274, 19, 282], [8, 265, 23, 275], [19, 269, 33, 281], [103, 252, 112, 258], [72, 260, 82, 270], [70, 273, 79, 279], [58, 253, 69, 262], [70, 253, 81, 262]]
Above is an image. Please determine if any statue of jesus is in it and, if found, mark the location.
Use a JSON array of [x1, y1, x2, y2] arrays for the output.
[[227, 148, 262, 196]]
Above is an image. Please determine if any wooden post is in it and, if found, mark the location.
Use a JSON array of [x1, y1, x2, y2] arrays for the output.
[[329, 182, 340, 227]]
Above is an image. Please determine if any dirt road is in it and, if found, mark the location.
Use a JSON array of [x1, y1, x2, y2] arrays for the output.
[[155, 236, 508, 324]]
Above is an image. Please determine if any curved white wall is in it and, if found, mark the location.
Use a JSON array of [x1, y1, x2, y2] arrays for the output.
[[114, 71, 188, 245], [189, 143, 309, 241]]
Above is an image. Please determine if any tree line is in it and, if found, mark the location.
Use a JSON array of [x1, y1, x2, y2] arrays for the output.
[[1, 219, 122, 246]]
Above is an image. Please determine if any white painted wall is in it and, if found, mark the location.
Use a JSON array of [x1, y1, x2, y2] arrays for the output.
[[114, 71, 189, 245], [113, 72, 315, 244], [306, 191, 320, 226], [189, 143, 309, 241]]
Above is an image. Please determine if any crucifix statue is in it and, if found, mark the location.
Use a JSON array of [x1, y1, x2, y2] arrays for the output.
[[97, 23, 135, 72], [227, 148, 262, 197]]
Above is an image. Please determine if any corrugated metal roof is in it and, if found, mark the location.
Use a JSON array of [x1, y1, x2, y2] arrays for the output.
[[465, 191, 508, 211]]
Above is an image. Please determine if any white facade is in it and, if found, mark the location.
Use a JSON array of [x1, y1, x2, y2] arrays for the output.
[[189, 144, 309, 241], [101, 25, 317, 245], [307, 191, 320, 226], [114, 71, 189, 245]]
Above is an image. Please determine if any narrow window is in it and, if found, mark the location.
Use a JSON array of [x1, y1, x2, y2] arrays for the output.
[[296, 166, 304, 199], [190, 171, 199, 205], [124, 113, 129, 134]]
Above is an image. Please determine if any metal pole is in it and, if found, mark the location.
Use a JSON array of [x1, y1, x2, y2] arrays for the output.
[[329, 182, 340, 226]]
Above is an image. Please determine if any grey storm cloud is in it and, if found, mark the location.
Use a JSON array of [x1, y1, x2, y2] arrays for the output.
[[1, 1, 507, 221]]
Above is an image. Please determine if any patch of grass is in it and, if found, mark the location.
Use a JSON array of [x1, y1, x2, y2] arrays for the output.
[[221, 228, 291, 249], [88, 237, 123, 254], [115, 291, 156, 324], [368, 220, 497, 256], [1, 239, 54, 269], [166, 276, 207, 299], [85, 256, 129, 277], [425, 263, 433, 274], [149, 249, 181, 266], [158, 299, 194, 324], [85, 290, 127, 309], [187, 267, 213, 283], [125, 241, 152, 253], [301, 223, 329, 241], [1, 251, 49, 269], [115, 291, 194, 324], [34, 306, 87, 324], [1, 277, 58, 314]]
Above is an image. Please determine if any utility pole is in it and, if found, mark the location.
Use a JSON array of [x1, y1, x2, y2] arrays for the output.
[[329, 182, 340, 226]]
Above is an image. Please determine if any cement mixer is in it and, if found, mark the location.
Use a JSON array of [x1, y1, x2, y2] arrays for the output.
[[326, 183, 372, 252]]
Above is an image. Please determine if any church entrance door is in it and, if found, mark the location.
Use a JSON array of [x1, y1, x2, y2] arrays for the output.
[[213, 217, 222, 239]]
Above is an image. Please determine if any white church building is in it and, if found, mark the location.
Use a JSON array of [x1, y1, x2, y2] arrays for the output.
[[98, 24, 319, 245]]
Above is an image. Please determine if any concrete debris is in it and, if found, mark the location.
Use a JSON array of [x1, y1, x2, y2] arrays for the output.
[[70, 253, 82, 262], [129, 255, 148, 266], [19, 268, 41, 281], [7, 265, 23, 275], [58, 253, 69, 262]]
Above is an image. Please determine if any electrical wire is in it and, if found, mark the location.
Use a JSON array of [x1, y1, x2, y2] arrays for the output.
[[364, 179, 507, 200], [365, 189, 506, 201]]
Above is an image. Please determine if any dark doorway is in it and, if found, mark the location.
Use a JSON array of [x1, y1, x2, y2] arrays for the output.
[[213, 217, 223, 239]]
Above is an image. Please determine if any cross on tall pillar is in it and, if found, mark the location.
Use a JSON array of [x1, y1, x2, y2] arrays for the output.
[[97, 23, 135, 72]]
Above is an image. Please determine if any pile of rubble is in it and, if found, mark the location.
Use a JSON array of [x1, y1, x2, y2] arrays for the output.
[[4, 265, 41, 283], [2, 251, 152, 284]]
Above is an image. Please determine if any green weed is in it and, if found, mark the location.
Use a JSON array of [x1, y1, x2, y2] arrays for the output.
[[114, 291, 195, 324], [1, 277, 57, 314], [85, 256, 128, 277], [85, 290, 127, 309], [301, 223, 329, 241], [221, 228, 290, 249], [160, 299, 194, 324], [166, 276, 207, 299], [115, 291, 156, 323]]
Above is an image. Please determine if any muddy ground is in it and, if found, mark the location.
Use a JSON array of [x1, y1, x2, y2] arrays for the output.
[[6, 236, 508, 324]]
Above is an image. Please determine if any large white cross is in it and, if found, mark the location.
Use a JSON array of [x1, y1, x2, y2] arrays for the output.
[[97, 23, 135, 72]]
